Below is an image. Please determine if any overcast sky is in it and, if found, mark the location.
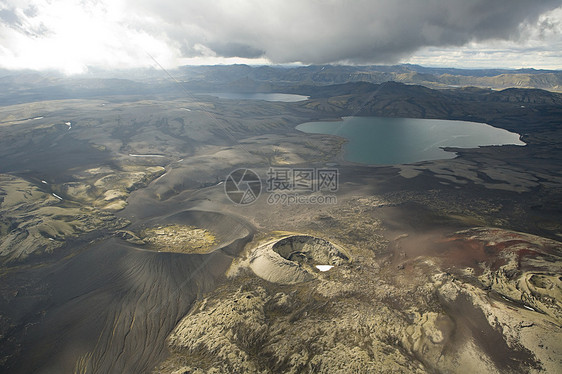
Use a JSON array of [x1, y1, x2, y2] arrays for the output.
[[1, 0, 561, 74]]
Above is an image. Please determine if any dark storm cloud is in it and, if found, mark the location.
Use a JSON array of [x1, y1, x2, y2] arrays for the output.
[[129, 0, 561, 64], [0, 0, 560, 71], [209, 42, 265, 59]]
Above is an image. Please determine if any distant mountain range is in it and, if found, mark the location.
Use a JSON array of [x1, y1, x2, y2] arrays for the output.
[[297, 81, 562, 134], [1, 64, 561, 106], [172, 64, 562, 92]]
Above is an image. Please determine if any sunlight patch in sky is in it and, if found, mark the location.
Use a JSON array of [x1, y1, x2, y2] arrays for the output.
[[0, 0, 560, 73]]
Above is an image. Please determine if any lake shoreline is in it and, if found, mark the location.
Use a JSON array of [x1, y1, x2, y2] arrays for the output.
[[297, 116, 525, 165]]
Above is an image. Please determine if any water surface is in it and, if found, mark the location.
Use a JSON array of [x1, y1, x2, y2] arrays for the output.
[[202, 92, 309, 102], [297, 117, 525, 164]]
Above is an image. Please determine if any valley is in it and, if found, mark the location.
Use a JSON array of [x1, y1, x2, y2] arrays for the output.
[[0, 68, 561, 373]]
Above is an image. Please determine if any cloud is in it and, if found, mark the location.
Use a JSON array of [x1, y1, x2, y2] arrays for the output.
[[0, 0, 179, 74], [127, 0, 562, 64], [0, 8, 21, 26], [405, 7, 562, 69], [207, 42, 265, 59], [0, 0, 560, 73]]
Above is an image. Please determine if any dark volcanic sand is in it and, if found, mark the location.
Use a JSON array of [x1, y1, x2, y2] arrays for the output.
[[1, 209, 254, 374], [1, 83, 561, 373], [0, 126, 110, 180]]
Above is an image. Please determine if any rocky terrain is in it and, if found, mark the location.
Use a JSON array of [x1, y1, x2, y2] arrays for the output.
[[0, 174, 128, 263], [0, 68, 560, 373], [140, 225, 217, 254], [157, 224, 561, 374]]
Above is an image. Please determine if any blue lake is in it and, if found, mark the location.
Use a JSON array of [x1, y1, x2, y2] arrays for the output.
[[296, 117, 525, 165], [202, 92, 309, 102]]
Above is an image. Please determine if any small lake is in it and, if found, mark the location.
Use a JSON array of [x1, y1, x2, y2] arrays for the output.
[[296, 117, 525, 165], [201, 92, 309, 102]]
